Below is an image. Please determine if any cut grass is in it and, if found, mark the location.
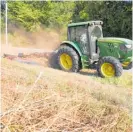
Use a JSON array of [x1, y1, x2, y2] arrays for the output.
[[93, 73, 132, 88], [1, 59, 132, 131]]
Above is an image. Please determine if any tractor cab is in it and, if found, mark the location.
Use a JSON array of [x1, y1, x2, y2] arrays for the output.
[[67, 21, 103, 61]]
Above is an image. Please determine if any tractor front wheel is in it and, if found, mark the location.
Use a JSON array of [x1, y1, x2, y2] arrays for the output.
[[57, 45, 80, 72], [97, 56, 123, 78], [123, 62, 132, 70]]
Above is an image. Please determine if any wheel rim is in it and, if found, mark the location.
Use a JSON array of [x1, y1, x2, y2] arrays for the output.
[[60, 53, 72, 70], [122, 62, 130, 67], [101, 63, 115, 77]]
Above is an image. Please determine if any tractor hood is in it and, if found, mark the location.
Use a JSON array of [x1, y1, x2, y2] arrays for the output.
[[97, 37, 133, 63], [98, 37, 133, 46]]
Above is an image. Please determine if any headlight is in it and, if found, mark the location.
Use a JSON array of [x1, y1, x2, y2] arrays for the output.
[[120, 44, 127, 51], [125, 44, 132, 49], [120, 44, 132, 52]]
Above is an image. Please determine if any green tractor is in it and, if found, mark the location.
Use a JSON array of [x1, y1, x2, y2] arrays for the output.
[[56, 21, 132, 77]]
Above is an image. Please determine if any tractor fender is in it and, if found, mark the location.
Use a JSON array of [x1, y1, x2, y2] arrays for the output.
[[60, 41, 82, 56]]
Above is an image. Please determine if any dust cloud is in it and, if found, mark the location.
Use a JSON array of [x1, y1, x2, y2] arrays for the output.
[[4, 24, 64, 50]]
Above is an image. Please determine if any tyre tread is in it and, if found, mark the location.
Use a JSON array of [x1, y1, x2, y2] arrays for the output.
[[97, 56, 123, 78], [57, 45, 80, 72]]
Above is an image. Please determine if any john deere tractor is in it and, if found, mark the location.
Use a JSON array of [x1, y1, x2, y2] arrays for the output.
[[56, 21, 132, 77]]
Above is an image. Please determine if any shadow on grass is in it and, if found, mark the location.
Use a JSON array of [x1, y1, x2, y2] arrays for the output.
[[79, 70, 98, 77]]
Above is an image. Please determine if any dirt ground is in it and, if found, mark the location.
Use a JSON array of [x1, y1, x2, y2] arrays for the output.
[[1, 45, 53, 56]]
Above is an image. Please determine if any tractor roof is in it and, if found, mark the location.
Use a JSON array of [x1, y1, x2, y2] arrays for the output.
[[68, 21, 103, 27]]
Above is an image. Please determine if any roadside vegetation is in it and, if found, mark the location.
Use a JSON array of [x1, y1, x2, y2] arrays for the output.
[[1, 58, 132, 131]]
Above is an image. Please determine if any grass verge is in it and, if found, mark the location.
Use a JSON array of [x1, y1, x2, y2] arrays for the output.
[[1, 59, 132, 131]]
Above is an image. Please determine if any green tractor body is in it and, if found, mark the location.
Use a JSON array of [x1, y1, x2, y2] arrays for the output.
[[98, 37, 132, 66], [57, 21, 132, 77]]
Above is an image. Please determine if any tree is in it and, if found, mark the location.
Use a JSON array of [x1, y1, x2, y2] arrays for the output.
[[8, 1, 75, 31], [8, 1, 42, 31], [72, 1, 132, 39]]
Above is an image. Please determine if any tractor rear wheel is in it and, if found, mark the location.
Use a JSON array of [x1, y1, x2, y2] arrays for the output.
[[57, 45, 80, 72], [97, 56, 123, 78]]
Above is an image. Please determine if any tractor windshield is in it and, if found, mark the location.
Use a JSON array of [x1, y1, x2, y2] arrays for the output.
[[90, 25, 103, 39], [68, 25, 88, 54], [68, 25, 86, 43]]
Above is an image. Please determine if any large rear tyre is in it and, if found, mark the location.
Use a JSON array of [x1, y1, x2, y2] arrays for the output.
[[97, 56, 123, 78], [57, 45, 80, 72], [49, 51, 60, 69]]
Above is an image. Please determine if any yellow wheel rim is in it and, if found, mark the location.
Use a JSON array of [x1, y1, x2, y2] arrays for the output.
[[101, 63, 115, 77], [60, 53, 72, 70], [122, 62, 130, 67]]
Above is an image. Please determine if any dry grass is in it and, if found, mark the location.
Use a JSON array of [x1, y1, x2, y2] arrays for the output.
[[1, 58, 132, 132]]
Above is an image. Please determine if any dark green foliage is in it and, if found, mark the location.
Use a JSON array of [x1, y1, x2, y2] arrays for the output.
[[1, 1, 6, 32], [72, 1, 132, 39], [1, 1, 132, 39], [8, 1, 42, 31]]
